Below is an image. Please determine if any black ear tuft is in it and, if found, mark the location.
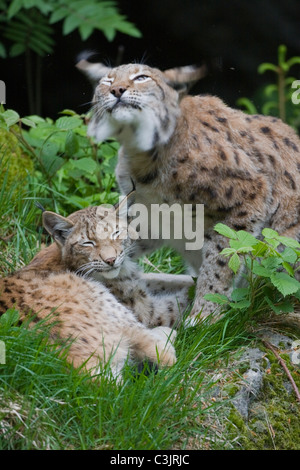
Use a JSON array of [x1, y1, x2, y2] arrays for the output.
[[42, 211, 74, 247]]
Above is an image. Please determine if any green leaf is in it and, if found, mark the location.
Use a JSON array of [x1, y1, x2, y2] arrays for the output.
[[21, 117, 36, 128], [7, 0, 23, 19], [251, 262, 272, 278], [252, 241, 268, 257], [258, 63, 278, 74], [63, 13, 82, 35], [2, 109, 20, 126], [49, 7, 69, 24], [65, 131, 79, 155], [228, 253, 240, 274], [69, 157, 97, 174], [56, 116, 82, 130], [276, 236, 300, 249], [236, 230, 258, 246], [0, 308, 20, 327], [265, 297, 294, 314], [262, 228, 279, 239], [261, 257, 282, 270], [9, 42, 26, 57], [203, 293, 229, 305], [231, 287, 249, 302], [281, 247, 298, 264], [214, 223, 237, 240], [229, 299, 251, 309], [282, 261, 294, 276], [270, 272, 300, 297], [220, 247, 236, 257]]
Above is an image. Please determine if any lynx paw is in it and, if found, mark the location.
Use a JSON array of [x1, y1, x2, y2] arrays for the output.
[[152, 326, 177, 366]]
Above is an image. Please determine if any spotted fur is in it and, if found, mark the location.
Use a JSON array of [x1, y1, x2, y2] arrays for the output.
[[0, 202, 192, 377], [83, 61, 300, 320]]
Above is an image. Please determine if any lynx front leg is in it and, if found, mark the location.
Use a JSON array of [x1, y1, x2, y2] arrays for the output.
[[190, 231, 234, 320], [190, 219, 264, 321]]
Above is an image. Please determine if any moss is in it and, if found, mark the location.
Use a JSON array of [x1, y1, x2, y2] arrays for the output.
[[227, 343, 300, 449], [0, 128, 34, 192]]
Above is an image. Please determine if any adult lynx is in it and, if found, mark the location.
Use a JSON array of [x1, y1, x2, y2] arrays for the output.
[[78, 59, 300, 319]]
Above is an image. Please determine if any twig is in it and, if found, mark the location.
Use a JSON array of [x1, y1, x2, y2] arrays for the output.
[[263, 340, 300, 403]]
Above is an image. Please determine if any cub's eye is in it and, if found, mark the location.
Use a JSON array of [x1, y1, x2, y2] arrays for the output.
[[133, 75, 152, 83], [81, 240, 95, 247], [111, 230, 121, 240]]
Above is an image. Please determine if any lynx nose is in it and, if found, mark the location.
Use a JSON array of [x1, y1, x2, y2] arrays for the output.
[[110, 86, 127, 98], [105, 257, 116, 266]]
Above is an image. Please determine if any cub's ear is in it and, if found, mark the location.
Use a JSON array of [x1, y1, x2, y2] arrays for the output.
[[43, 212, 74, 247], [76, 52, 111, 86], [163, 64, 207, 96]]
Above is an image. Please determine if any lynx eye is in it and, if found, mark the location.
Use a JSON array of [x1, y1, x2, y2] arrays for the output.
[[81, 240, 95, 247], [101, 77, 114, 86], [133, 75, 152, 83], [111, 230, 121, 240]]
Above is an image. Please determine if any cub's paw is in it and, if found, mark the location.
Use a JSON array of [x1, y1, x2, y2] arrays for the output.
[[152, 326, 177, 366]]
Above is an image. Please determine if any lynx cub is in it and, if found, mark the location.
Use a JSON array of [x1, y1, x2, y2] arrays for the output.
[[0, 197, 191, 378], [78, 59, 300, 320]]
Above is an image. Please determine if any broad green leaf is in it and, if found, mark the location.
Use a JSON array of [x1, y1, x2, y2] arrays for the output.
[[220, 247, 236, 257], [65, 131, 79, 155], [231, 288, 249, 302], [79, 23, 94, 41], [276, 235, 300, 249], [262, 228, 279, 239], [41, 140, 60, 158], [229, 299, 251, 309], [40, 154, 64, 176], [56, 116, 82, 130], [25, 115, 45, 124], [236, 230, 258, 246], [282, 261, 294, 276], [265, 297, 294, 314], [252, 240, 268, 257], [261, 257, 282, 270], [270, 272, 300, 297], [2, 109, 19, 126], [228, 253, 240, 273], [21, 117, 36, 128], [49, 7, 69, 24], [214, 223, 237, 240], [203, 293, 229, 305], [281, 247, 298, 264], [69, 157, 97, 174], [251, 263, 272, 278], [63, 14, 82, 35], [7, 0, 23, 19], [0, 308, 20, 327]]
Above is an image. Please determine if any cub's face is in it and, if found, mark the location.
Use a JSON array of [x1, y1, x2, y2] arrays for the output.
[[43, 204, 138, 279]]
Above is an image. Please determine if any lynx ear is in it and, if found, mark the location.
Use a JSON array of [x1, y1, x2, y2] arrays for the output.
[[43, 212, 74, 246], [76, 54, 111, 86], [163, 64, 207, 95], [114, 184, 136, 217]]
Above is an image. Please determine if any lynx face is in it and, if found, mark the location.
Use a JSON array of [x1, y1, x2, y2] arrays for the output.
[[87, 63, 180, 151], [43, 202, 138, 279]]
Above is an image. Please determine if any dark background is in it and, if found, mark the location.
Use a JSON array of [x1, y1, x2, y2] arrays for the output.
[[2, 0, 300, 118]]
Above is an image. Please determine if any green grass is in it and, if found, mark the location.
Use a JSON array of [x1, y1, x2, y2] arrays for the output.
[[0, 307, 252, 450], [0, 170, 254, 450]]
